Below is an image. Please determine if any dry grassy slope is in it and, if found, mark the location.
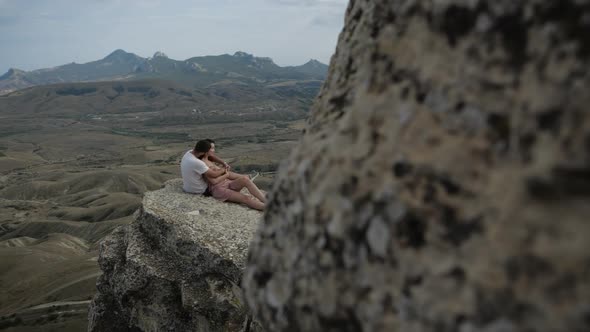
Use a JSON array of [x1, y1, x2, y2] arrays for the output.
[[0, 233, 97, 314], [0, 166, 176, 222], [0, 235, 97, 332], [1, 167, 171, 221], [0, 236, 36, 248], [0, 144, 179, 331], [0, 79, 313, 123]]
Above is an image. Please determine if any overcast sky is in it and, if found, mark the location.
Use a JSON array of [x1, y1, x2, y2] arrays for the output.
[[0, 0, 348, 73]]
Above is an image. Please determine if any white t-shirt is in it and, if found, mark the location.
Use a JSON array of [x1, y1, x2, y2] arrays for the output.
[[180, 150, 209, 194]]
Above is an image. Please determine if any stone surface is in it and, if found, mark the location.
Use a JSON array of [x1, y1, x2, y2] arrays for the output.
[[243, 1, 590, 331], [89, 179, 263, 332]]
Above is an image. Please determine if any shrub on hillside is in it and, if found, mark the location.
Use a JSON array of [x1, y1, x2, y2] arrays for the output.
[[55, 87, 97, 96]]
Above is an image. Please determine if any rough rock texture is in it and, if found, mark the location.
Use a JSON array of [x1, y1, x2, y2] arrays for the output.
[[89, 179, 263, 332], [243, 1, 590, 331]]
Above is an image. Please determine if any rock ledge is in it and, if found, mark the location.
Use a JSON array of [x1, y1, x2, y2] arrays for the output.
[[89, 179, 262, 332]]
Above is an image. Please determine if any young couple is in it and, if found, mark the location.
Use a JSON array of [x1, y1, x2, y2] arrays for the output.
[[180, 139, 266, 210]]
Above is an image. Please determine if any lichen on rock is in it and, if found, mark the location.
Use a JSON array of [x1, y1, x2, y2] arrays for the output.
[[89, 179, 263, 332], [243, 1, 590, 331]]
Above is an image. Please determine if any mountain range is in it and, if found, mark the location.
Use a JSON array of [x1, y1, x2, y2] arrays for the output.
[[0, 50, 329, 95]]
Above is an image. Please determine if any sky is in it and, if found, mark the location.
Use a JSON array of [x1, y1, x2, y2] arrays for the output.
[[0, 0, 348, 73]]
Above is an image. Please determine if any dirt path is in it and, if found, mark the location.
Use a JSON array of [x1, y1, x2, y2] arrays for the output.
[[25, 300, 91, 311]]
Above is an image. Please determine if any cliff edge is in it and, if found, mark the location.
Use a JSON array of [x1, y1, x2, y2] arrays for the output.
[[88, 179, 262, 332]]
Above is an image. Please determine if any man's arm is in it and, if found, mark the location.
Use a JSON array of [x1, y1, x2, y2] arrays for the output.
[[204, 168, 229, 185], [209, 153, 230, 169]]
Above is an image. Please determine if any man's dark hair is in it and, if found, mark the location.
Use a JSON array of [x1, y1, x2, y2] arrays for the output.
[[205, 138, 215, 144], [194, 140, 212, 159]]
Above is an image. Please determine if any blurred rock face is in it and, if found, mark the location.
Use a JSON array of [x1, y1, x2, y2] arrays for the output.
[[243, 1, 590, 331]]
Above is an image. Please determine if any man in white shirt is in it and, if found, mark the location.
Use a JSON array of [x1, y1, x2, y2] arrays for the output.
[[180, 139, 266, 210], [180, 140, 228, 194]]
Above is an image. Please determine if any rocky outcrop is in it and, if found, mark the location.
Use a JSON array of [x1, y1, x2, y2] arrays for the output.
[[88, 179, 263, 332], [243, 1, 590, 331], [0, 68, 33, 95]]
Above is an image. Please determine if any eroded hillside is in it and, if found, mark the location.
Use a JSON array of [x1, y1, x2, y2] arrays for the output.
[[0, 74, 308, 330]]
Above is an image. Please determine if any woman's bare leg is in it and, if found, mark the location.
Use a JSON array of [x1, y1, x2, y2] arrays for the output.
[[229, 176, 266, 203], [225, 190, 264, 211], [227, 172, 247, 180]]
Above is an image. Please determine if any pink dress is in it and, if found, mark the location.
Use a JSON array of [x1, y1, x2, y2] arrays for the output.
[[209, 179, 241, 201], [205, 161, 239, 201]]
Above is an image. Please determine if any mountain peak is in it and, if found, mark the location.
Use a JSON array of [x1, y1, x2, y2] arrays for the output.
[[232, 51, 277, 69], [105, 49, 129, 58], [289, 59, 328, 79], [7, 68, 25, 74], [303, 59, 327, 68], [103, 49, 144, 64], [233, 51, 253, 58], [0, 68, 26, 80], [153, 51, 168, 58]]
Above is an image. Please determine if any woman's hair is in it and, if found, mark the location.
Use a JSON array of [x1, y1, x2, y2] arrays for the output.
[[194, 140, 212, 159]]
